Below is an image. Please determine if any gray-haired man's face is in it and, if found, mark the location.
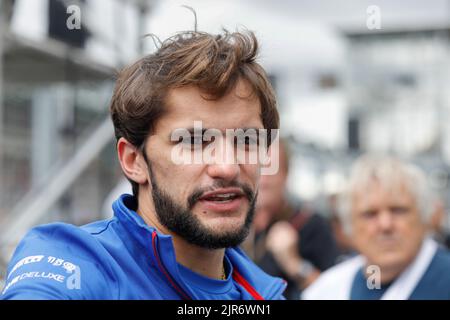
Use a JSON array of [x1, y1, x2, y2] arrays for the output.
[[351, 179, 426, 283]]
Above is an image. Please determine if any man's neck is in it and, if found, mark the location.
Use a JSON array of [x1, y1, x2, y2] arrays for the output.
[[171, 235, 226, 279], [137, 194, 225, 280]]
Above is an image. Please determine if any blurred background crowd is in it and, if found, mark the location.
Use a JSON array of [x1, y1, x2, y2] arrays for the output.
[[1, 0, 450, 298]]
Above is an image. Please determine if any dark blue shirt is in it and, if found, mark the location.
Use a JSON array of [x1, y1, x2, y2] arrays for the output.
[[350, 248, 450, 300]]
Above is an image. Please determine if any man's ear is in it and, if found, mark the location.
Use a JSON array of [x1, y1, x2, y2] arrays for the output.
[[117, 137, 148, 185]]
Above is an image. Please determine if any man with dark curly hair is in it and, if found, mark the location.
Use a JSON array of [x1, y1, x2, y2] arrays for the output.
[[1, 29, 286, 300]]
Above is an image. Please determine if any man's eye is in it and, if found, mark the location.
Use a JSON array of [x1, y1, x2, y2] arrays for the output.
[[179, 136, 203, 145], [361, 210, 377, 219], [191, 136, 204, 145], [390, 206, 409, 215], [246, 136, 259, 145], [236, 136, 259, 147]]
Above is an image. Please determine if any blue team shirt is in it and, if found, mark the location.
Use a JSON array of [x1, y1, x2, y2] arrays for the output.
[[1, 194, 286, 300], [177, 256, 242, 300]]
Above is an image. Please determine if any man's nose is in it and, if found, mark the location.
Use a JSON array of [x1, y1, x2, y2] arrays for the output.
[[206, 138, 240, 181], [377, 210, 394, 231], [207, 162, 240, 181]]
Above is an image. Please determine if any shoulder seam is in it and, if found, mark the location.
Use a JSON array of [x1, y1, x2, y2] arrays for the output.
[[89, 219, 115, 236]]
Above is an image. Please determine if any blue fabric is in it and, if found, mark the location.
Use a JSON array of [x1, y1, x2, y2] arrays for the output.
[[1, 194, 286, 300], [350, 248, 450, 300], [176, 256, 241, 300], [349, 268, 390, 300], [409, 248, 450, 300]]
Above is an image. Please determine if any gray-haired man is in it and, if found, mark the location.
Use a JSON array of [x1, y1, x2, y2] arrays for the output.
[[303, 154, 450, 300]]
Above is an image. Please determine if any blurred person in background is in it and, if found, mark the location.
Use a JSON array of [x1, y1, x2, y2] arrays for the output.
[[1, 29, 287, 300], [245, 139, 340, 299], [428, 198, 450, 249], [328, 193, 356, 262], [303, 154, 450, 300]]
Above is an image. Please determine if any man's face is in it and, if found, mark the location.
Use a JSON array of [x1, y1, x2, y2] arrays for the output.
[[351, 180, 426, 276], [143, 79, 264, 249]]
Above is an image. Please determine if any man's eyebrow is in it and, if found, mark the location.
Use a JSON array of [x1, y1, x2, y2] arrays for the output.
[[168, 128, 207, 140], [169, 127, 263, 138], [231, 127, 263, 132]]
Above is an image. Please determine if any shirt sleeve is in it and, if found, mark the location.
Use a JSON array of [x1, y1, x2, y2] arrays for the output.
[[1, 223, 115, 300]]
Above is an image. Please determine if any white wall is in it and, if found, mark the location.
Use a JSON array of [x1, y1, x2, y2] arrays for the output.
[[11, 0, 49, 41]]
